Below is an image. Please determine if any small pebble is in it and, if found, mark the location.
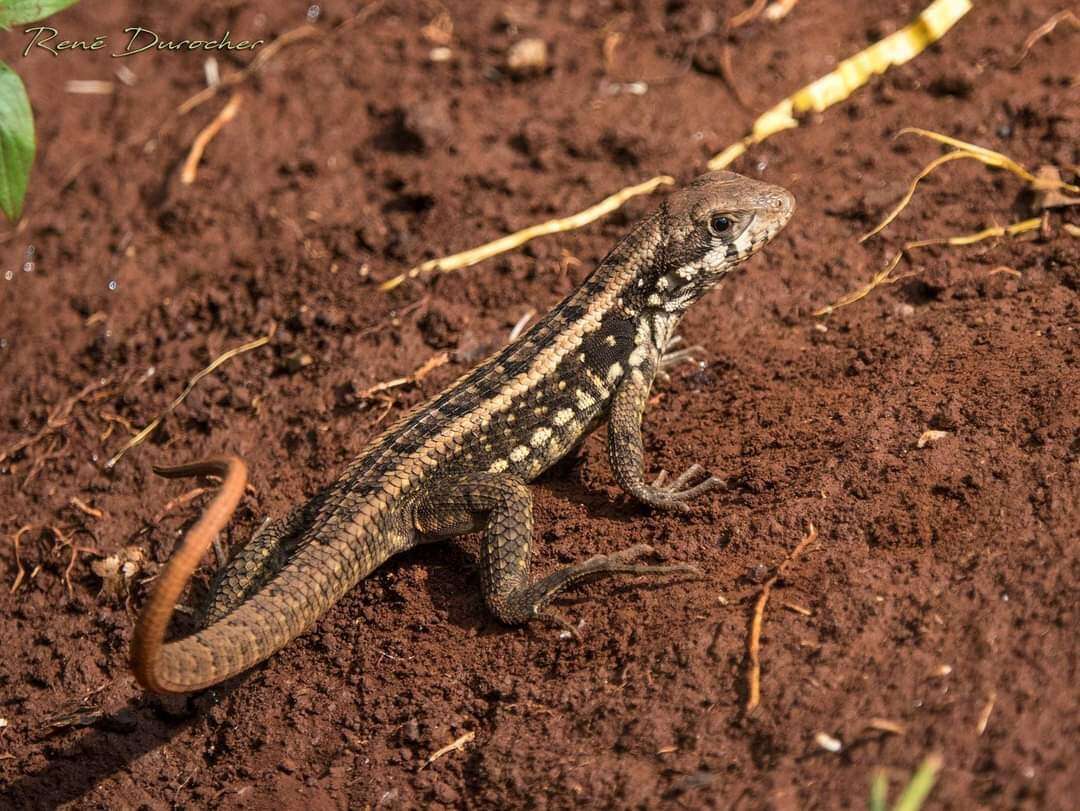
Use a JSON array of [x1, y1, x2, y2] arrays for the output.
[[506, 38, 547, 76], [815, 731, 843, 753]]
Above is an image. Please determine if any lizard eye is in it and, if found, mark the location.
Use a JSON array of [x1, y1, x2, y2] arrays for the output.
[[708, 214, 732, 236]]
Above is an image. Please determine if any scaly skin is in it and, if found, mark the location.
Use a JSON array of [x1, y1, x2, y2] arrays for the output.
[[131, 171, 795, 694]]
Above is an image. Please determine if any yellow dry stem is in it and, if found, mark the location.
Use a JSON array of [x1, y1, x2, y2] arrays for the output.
[[904, 217, 1041, 250], [860, 151, 971, 242], [817, 216, 1042, 316], [379, 175, 674, 291], [813, 251, 904, 317], [708, 0, 973, 169], [897, 128, 1079, 190], [862, 129, 1079, 241]]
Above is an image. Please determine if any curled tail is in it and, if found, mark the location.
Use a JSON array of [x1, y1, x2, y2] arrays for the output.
[[130, 456, 248, 693], [132, 455, 388, 694]]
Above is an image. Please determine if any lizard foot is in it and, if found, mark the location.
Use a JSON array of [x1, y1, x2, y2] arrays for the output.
[[501, 544, 702, 628], [656, 335, 706, 383], [646, 464, 724, 512]]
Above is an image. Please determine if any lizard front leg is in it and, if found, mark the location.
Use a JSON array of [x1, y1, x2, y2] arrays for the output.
[[412, 474, 698, 627], [607, 368, 723, 513]]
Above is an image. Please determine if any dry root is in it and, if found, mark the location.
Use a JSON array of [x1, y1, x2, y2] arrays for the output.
[[746, 522, 817, 713]]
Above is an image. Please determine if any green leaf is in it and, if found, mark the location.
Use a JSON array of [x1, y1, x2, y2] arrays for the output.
[[0, 0, 80, 28], [891, 755, 943, 811], [869, 769, 888, 811], [0, 61, 35, 222]]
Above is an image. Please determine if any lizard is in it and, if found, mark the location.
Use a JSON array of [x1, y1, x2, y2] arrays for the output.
[[131, 170, 795, 694]]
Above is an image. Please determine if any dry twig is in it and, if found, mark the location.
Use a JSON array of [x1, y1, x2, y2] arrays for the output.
[[176, 2, 385, 117], [816, 126, 1076, 316], [508, 310, 536, 341], [861, 129, 1077, 242], [420, 730, 475, 770], [8, 525, 34, 594], [746, 522, 818, 713], [359, 352, 450, 399], [814, 215, 1041, 317], [177, 26, 320, 115], [867, 718, 906, 735], [106, 332, 273, 469], [1013, 10, 1079, 66], [1, 378, 111, 464], [903, 217, 1041, 250], [69, 497, 104, 519], [181, 94, 243, 184], [728, 0, 767, 29], [976, 691, 996, 736], [153, 487, 212, 524], [719, 44, 752, 109], [813, 251, 906, 317]]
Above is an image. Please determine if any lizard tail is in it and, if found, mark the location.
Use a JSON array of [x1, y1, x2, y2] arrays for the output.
[[130, 456, 248, 694], [132, 455, 379, 694]]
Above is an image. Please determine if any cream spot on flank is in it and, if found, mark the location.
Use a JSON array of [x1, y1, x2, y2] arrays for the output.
[[605, 335, 617, 347], [575, 389, 596, 409], [578, 353, 587, 363], [510, 445, 530, 462], [607, 362, 624, 384], [554, 408, 574, 426], [531, 427, 552, 447], [647, 293, 663, 307], [558, 380, 567, 390], [656, 277, 670, 290], [488, 458, 508, 473], [631, 369, 645, 385]]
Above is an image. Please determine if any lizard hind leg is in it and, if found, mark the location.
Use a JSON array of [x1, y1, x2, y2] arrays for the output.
[[202, 483, 336, 623], [412, 474, 701, 628], [201, 512, 299, 624]]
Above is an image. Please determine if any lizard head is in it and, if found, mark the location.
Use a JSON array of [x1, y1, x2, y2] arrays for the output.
[[631, 171, 794, 314]]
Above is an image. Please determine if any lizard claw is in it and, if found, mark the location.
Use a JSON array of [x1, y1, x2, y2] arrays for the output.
[[535, 609, 583, 642], [656, 335, 706, 383]]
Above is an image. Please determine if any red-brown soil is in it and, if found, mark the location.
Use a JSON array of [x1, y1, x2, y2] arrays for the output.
[[1, 1, 1077, 808]]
